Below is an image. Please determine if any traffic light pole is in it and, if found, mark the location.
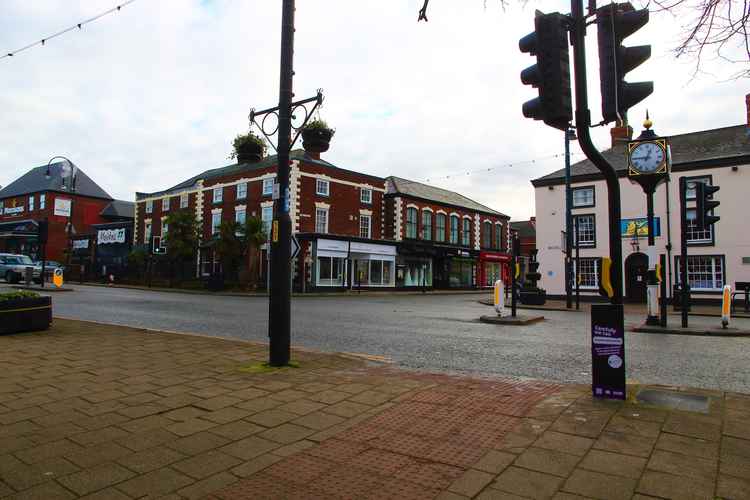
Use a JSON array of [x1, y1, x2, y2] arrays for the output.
[[565, 130, 573, 309], [679, 177, 689, 328], [570, 0, 623, 305]]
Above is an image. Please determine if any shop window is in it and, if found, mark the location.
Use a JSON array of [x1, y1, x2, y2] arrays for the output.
[[360, 188, 372, 204], [572, 186, 595, 208], [449, 258, 473, 287], [316, 179, 329, 196], [462, 218, 471, 246], [237, 182, 248, 200], [39, 194, 45, 210], [180, 193, 189, 208], [316, 208, 329, 234], [450, 215, 459, 244], [483, 221, 492, 248], [360, 215, 371, 239], [675, 255, 724, 291], [421, 211, 432, 240], [436, 214, 446, 242], [162, 198, 169, 212], [263, 178, 274, 196], [574, 258, 599, 289], [399, 258, 432, 287], [494, 223, 502, 249], [573, 214, 596, 247], [406, 207, 418, 239], [354, 259, 394, 286], [686, 208, 713, 244], [145, 200, 153, 214], [317, 256, 345, 286], [211, 212, 222, 236], [484, 262, 502, 286], [261, 206, 273, 239], [213, 187, 223, 204], [28, 196, 34, 212]]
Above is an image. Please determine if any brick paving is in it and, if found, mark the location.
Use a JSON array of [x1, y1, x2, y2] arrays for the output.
[[0, 319, 749, 499]]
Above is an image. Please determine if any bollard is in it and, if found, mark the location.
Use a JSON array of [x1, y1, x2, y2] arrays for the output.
[[494, 280, 507, 317], [722, 284, 731, 329]]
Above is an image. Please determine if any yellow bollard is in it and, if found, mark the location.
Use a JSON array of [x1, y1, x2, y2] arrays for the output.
[[494, 279, 507, 317], [722, 284, 731, 329]]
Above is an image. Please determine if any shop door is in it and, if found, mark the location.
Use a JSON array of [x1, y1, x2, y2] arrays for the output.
[[625, 252, 648, 303]]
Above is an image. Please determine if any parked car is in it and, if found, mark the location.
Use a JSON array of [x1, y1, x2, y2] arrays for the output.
[[0, 254, 42, 284], [34, 260, 65, 280]]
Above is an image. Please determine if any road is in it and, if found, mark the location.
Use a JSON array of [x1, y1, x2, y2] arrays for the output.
[[38, 284, 750, 393]]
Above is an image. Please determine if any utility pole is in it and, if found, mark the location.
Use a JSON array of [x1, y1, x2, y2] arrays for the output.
[[564, 128, 575, 309], [679, 177, 689, 328]]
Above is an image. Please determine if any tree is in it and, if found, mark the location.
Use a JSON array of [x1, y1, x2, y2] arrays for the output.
[[163, 209, 200, 283], [240, 215, 268, 289], [417, 0, 749, 79], [214, 220, 244, 281]]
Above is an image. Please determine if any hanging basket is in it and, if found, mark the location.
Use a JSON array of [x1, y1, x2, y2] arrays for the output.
[[301, 127, 334, 153]]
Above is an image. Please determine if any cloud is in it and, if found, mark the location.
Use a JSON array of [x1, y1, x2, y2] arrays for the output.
[[1, 0, 746, 221]]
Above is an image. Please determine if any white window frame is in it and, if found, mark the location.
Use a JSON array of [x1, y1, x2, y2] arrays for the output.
[[360, 188, 372, 204], [359, 214, 371, 239], [39, 194, 45, 210], [213, 187, 223, 204], [211, 212, 222, 235], [685, 176, 711, 201], [315, 207, 329, 234], [572, 186, 595, 208], [28, 196, 34, 212], [261, 205, 273, 239], [235, 208, 246, 236], [237, 182, 248, 200], [675, 255, 725, 291], [162, 221, 169, 240], [162, 197, 170, 212], [574, 257, 600, 290], [262, 178, 274, 196], [145, 200, 153, 214], [316, 179, 330, 196], [685, 208, 713, 244], [144, 222, 152, 242]]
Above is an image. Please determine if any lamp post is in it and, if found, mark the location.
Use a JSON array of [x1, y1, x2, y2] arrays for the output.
[[46, 156, 78, 282], [564, 127, 577, 309]]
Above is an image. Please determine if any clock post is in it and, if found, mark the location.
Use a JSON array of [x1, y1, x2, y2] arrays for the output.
[[627, 115, 669, 326]]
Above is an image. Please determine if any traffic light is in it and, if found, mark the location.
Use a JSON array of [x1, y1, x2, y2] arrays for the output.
[[597, 2, 653, 123], [519, 12, 572, 131], [695, 182, 720, 231]]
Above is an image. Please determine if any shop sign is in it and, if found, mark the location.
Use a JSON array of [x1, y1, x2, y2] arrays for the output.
[[317, 239, 348, 252], [479, 252, 510, 262], [3, 206, 24, 215], [98, 228, 127, 245], [350, 241, 397, 256], [621, 217, 661, 238], [73, 239, 89, 250], [591, 304, 626, 400], [54, 198, 72, 217]]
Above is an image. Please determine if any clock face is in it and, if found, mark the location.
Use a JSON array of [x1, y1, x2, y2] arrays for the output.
[[630, 142, 666, 173]]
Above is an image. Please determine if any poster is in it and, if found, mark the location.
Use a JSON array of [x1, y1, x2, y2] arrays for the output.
[[591, 304, 626, 400], [98, 228, 126, 245], [621, 218, 661, 238], [54, 198, 72, 217]]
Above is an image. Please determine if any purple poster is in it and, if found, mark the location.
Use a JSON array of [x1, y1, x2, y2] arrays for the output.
[[591, 304, 626, 400]]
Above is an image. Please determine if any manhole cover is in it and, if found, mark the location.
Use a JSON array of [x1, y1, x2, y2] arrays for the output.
[[636, 389, 710, 413]]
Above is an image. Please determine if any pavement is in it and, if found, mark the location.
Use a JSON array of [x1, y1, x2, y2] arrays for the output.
[[1, 319, 749, 499]]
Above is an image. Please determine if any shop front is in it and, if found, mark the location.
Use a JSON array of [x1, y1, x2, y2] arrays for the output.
[[308, 236, 397, 291], [396, 242, 435, 289], [93, 223, 132, 279], [433, 246, 478, 289], [0, 220, 40, 260], [477, 251, 511, 288], [398, 243, 478, 289]]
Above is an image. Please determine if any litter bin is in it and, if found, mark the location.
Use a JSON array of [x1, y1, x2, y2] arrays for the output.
[[673, 284, 691, 312], [25, 266, 34, 287]]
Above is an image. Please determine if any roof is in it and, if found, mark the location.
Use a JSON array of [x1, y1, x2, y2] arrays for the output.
[[100, 200, 135, 219], [137, 150, 385, 199], [385, 176, 507, 217], [0, 162, 113, 200], [511, 220, 536, 239], [532, 124, 750, 186]]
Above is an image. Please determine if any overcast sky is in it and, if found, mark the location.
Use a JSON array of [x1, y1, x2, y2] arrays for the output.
[[1, 0, 747, 220]]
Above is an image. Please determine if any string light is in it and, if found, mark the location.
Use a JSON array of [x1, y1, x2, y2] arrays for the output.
[[423, 151, 583, 183], [2, 0, 137, 61]]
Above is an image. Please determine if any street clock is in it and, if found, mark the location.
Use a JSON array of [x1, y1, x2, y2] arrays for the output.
[[627, 115, 669, 192]]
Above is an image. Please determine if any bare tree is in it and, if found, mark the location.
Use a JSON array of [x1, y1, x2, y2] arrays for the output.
[[417, 0, 750, 79]]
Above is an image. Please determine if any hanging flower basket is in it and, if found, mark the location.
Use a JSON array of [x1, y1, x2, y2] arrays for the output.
[[232, 132, 266, 163], [0, 292, 52, 334], [301, 119, 335, 153]]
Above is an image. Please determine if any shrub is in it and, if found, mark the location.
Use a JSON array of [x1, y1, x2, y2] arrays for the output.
[[231, 132, 266, 160], [0, 291, 40, 302]]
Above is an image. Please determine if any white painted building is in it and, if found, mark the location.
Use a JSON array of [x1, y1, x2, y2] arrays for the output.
[[532, 95, 750, 302]]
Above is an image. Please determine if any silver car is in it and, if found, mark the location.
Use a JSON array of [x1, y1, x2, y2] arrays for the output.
[[0, 253, 42, 284]]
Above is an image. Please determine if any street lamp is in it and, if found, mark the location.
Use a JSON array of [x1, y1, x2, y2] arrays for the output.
[[46, 156, 79, 283]]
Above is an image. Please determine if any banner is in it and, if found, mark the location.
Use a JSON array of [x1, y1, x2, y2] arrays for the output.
[[97, 228, 127, 245], [621, 217, 660, 238], [54, 198, 72, 217]]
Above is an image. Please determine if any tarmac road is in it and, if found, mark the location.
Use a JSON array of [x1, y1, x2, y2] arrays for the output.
[[45, 284, 750, 393]]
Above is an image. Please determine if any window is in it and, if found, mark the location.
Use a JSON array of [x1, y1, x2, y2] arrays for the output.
[[354, 259, 394, 286], [360, 188, 372, 204], [483, 221, 492, 249], [686, 209, 713, 244], [436, 214, 446, 242], [39, 194, 45, 210], [494, 224, 502, 249], [211, 212, 222, 235], [262, 178, 274, 196], [572, 186, 595, 208], [573, 214, 596, 247], [28, 196, 34, 212], [360, 214, 371, 239], [315, 208, 328, 233], [162, 198, 169, 211], [235, 207, 246, 226], [261, 206, 273, 239], [421, 211, 432, 240], [162, 222, 169, 241], [317, 256, 345, 286], [685, 176, 710, 200], [462, 218, 471, 246], [450, 215, 459, 244], [575, 258, 600, 289], [213, 187, 223, 204], [144, 222, 152, 242], [675, 255, 724, 291], [406, 207, 418, 239], [180, 193, 189, 208], [237, 182, 248, 200], [145, 200, 153, 214], [316, 179, 329, 196]]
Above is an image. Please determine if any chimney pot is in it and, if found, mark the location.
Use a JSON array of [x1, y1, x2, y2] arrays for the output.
[[610, 121, 633, 148]]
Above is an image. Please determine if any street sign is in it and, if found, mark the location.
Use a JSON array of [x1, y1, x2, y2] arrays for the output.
[[290, 234, 300, 260]]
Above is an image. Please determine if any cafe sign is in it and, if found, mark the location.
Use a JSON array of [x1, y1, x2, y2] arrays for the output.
[[97, 228, 127, 245], [3, 206, 24, 215]]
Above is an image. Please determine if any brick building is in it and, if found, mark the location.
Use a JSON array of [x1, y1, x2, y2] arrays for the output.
[[0, 162, 129, 263]]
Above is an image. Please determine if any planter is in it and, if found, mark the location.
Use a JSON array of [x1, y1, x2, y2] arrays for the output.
[[520, 289, 547, 306], [301, 127, 334, 153], [236, 142, 264, 163], [0, 297, 52, 334]]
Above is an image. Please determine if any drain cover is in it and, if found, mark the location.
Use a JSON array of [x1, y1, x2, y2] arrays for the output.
[[636, 389, 710, 413]]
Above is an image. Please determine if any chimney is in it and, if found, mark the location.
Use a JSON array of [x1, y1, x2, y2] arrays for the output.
[[746, 93, 750, 126], [610, 120, 633, 148]]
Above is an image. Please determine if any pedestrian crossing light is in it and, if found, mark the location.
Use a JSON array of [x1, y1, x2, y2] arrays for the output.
[[519, 11, 573, 131], [596, 2, 653, 123], [695, 182, 720, 231]]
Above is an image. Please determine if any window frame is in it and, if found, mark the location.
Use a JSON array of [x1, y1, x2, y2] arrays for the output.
[[573, 214, 596, 248], [180, 193, 189, 209], [685, 208, 715, 246], [237, 182, 248, 200], [450, 215, 459, 244], [211, 212, 222, 236], [482, 221, 492, 249], [360, 188, 372, 204], [405, 207, 418, 239], [262, 178, 274, 197], [684, 175, 712, 201], [39, 194, 46, 210], [421, 210, 432, 240], [162, 197, 170, 212], [28, 195, 34, 212], [145, 200, 153, 214], [572, 186, 595, 208], [435, 213, 446, 242], [212, 187, 223, 204], [462, 217, 471, 247], [316, 179, 330, 197], [674, 254, 725, 293], [359, 214, 371, 239], [315, 207, 329, 234], [261, 206, 273, 239], [574, 257, 600, 290], [494, 223, 502, 250]]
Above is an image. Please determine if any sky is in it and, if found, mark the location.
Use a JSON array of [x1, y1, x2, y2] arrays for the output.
[[1, 0, 747, 220]]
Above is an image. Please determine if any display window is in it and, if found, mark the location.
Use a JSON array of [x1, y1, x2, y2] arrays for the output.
[[317, 256, 345, 286]]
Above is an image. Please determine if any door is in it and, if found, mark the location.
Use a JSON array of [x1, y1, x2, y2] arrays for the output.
[[625, 252, 648, 303]]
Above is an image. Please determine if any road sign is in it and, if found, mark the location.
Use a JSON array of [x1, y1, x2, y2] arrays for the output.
[[53, 268, 64, 288], [290, 234, 300, 260]]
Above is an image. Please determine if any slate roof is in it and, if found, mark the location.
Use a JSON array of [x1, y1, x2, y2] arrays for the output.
[[0, 162, 113, 200], [386, 176, 507, 217], [532, 124, 750, 186], [511, 220, 536, 239], [137, 150, 385, 199], [100, 200, 135, 219]]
